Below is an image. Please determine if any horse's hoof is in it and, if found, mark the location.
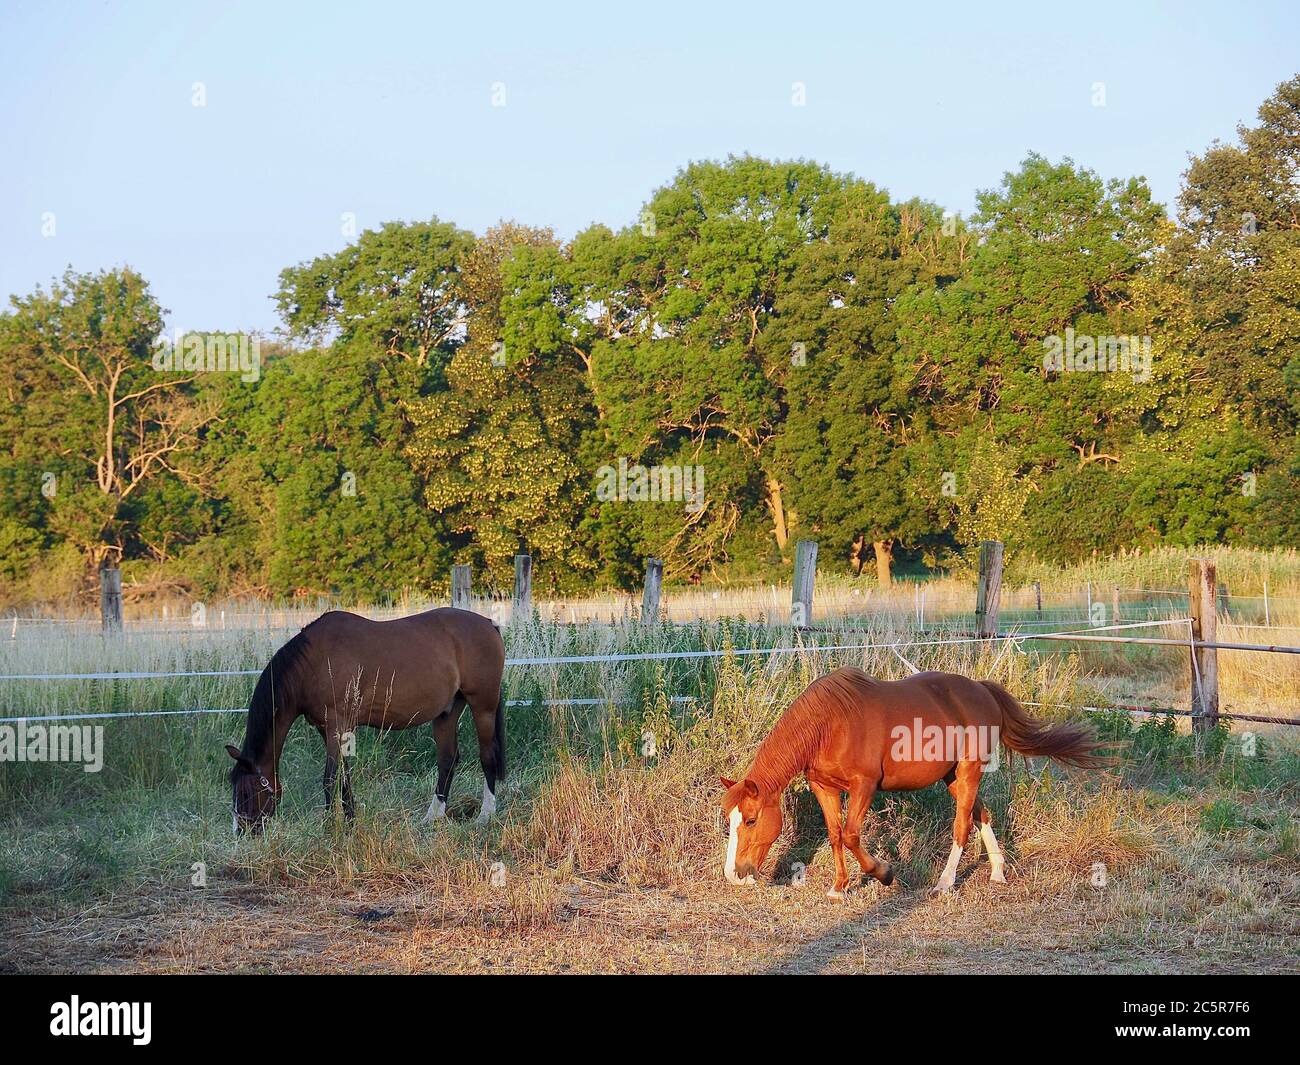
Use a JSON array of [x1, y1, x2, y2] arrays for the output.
[[929, 882, 954, 897], [826, 887, 847, 900], [990, 869, 1008, 884]]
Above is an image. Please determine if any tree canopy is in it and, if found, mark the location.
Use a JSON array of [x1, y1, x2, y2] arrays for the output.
[[3, 76, 1298, 606]]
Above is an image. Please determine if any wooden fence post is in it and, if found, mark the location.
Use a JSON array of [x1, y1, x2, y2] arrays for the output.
[[1033, 580, 1042, 614], [791, 540, 818, 629], [974, 541, 1003, 638], [451, 564, 472, 611], [1113, 586, 1121, 625], [1189, 558, 1220, 734], [641, 559, 663, 622], [512, 554, 532, 620], [99, 565, 122, 633]]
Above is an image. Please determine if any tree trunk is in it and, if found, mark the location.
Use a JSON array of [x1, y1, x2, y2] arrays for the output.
[[849, 533, 866, 576], [765, 477, 789, 554], [873, 540, 893, 586]]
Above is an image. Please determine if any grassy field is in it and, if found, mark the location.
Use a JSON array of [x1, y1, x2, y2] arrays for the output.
[[2, 552, 1299, 974]]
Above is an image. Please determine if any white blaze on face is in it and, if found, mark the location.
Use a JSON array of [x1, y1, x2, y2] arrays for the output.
[[724, 806, 753, 885]]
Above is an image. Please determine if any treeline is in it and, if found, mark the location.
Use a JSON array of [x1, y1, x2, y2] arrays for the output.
[[2, 78, 1298, 607]]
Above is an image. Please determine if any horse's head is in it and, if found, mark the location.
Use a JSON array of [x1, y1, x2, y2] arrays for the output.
[[719, 777, 781, 885], [225, 744, 279, 834]]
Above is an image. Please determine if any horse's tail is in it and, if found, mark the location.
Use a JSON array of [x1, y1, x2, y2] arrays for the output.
[[979, 679, 1110, 770], [494, 691, 507, 781]]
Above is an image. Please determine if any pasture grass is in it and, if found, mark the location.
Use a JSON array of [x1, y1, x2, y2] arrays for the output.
[[1, 593, 1298, 973]]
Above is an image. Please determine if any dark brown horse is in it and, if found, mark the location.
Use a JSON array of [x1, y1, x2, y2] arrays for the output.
[[225, 607, 505, 833], [720, 667, 1106, 896]]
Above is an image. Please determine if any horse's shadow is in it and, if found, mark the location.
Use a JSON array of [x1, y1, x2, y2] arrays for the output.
[[769, 789, 832, 885]]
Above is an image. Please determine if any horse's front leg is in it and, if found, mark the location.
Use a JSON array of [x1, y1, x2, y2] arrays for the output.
[[842, 782, 893, 887], [322, 728, 355, 820], [422, 704, 461, 824], [809, 780, 850, 899]]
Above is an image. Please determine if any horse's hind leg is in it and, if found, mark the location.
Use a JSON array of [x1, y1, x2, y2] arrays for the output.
[[979, 807, 1007, 883], [951, 768, 1006, 883], [932, 760, 983, 894], [422, 697, 464, 824], [469, 686, 503, 824]]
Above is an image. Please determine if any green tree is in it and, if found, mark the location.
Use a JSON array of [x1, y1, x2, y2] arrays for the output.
[[896, 155, 1164, 561], [772, 187, 961, 583], [580, 157, 850, 569], [405, 348, 594, 588], [275, 219, 475, 371], [1135, 75, 1300, 547], [217, 342, 445, 598], [0, 268, 212, 574]]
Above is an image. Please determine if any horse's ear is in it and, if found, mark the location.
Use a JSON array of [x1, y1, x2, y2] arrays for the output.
[[720, 777, 736, 790], [742, 779, 760, 799], [225, 744, 255, 771]]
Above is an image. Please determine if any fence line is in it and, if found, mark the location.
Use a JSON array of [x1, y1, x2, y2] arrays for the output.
[[1119, 586, 1299, 604], [0, 695, 699, 725], [0, 617, 1192, 682], [4, 693, 1296, 728], [1024, 702, 1300, 728], [1003, 632, 1300, 655]]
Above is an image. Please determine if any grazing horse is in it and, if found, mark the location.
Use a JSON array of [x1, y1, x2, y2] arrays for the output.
[[225, 608, 505, 834], [720, 667, 1105, 897]]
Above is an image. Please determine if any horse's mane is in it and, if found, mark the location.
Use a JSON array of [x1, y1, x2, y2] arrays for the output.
[[748, 667, 877, 796], [234, 623, 316, 774]]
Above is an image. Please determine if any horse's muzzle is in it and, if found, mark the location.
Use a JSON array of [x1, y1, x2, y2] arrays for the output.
[[726, 863, 757, 886], [234, 814, 268, 837]]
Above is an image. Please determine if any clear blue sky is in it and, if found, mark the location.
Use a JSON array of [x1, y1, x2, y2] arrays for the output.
[[2, 0, 1297, 335]]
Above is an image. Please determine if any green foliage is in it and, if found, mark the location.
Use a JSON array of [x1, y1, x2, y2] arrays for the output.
[[405, 347, 594, 589], [4, 78, 1300, 605], [275, 218, 474, 370]]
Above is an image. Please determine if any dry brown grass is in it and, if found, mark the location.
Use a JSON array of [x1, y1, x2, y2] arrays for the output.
[[4, 818, 1295, 974], [3, 574, 1298, 974], [507, 756, 720, 888], [11, 748, 1296, 976]]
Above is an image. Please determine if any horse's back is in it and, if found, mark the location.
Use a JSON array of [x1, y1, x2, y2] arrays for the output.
[[305, 607, 500, 651], [815, 667, 1001, 728], [888, 670, 1001, 725], [293, 608, 504, 727], [806, 668, 1002, 791]]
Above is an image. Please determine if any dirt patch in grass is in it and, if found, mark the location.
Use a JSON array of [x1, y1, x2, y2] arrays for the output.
[[4, 839, 1295, 975]]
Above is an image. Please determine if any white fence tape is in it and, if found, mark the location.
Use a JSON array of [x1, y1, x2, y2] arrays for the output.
[[0, 616, 1191, 683], [0, 695, 696, 725]]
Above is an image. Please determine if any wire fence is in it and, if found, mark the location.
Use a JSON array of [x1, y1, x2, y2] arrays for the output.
[[8, 580, 1300, 637], [4, 616, 1297, 728]]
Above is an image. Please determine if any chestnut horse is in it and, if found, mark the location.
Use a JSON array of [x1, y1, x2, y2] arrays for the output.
[[225, 608, 505, 833], [720, 667, 1105, 897]]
